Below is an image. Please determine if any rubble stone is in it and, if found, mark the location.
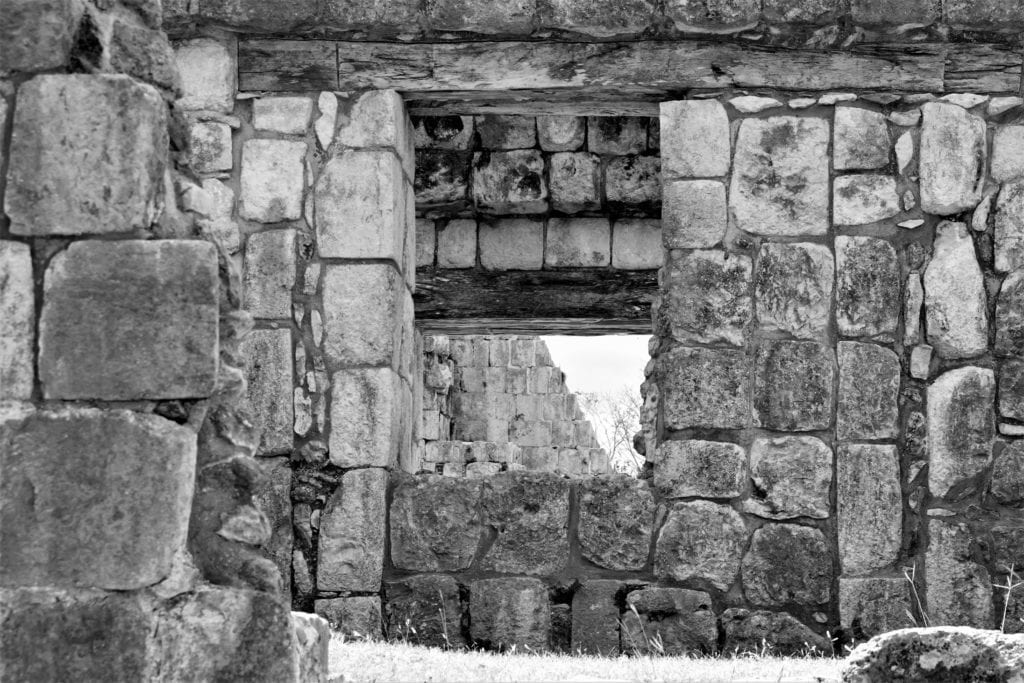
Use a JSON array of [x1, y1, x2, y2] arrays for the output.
[[999, 359, 1024, 421]]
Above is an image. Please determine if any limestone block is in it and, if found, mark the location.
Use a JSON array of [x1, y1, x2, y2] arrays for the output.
[[0, 241, 34, 399], [480, 472, 570, 575], [390, 476, 483, 571], [834, 106, 890, 170], [920, 102, 986, 214], [244, 229, 296, 319], [577, 476, 655, 571], [655, 500, 747, 590], [338, 91, 413, 174], [1000, 360, 1024, 421], [196, 178, 240, 253], [545, 217, 610, 267], [839, 578, 915, 639], [239, 139, 306, 223], [315, 597, 382, 638], [473, 150, 548, 214], [997, 271, 1024, 357], [833, 175, 901, 225], [925, 520, 994, 628], [729, 117, 829, 236], [911, 344, 933, 379], [253, 458, 293, 600], [754, 242, 833, 340], [730, 96, 783, 114], [995, 178, 1024, 273], [435, 218, 476, 268], [836, 236, 900, 340], [412, 115, 474, 150], [252, 96, 313, 135], [175, 38, 235, 112], [241, 329, 294, 456], [479, 219, 544, 270], [39, 240, 218, 400], [469, 578, 550, 651], [416, 218, 436, 267], [323, 263, 404, 368], [655, 440, 746, 499], [537, 115, 585, 151], [925, 222, 988, 358], [474, 114, 536, 149], [850, 0, 939, 22], [905, 274, 924, 345], [928, 366, 995, 499], [662, 179, 727, 249], [660, 347, 750, 430], [605, 155, 661, 208], [315, 92, 338, 149], [837, 342, 900, 440], [6, 75, 167, 235], [0, 0, 75, 72], [622, 588, 716, 655], [415, 150, 470, 206], [512, 338, 537, 366], [659, 100, 730, 178], [189, 121, 233, 173], [330, 367, 404, 468], [317, 468, 387, 592], [743, 436, 832, 520], [992, 125, 1024, 182], [665, 249, 752, 346], [0, 408, 195, 589], [548, 151, 601, 214], [587, 116, 647, 155], [385, 574, 465, 647], [612, 219, 662, 269], [753, 340, 835, 432], [837, 444, 901, 575], [293, 612, 331, 682], [571, 580, 622, 655], [991, 441, 1024, 504], [741, 524, 831, 606], [665, 0, 759, 27], [721, 609, 830, 656]]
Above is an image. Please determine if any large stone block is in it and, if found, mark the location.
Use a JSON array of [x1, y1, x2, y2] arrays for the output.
[[834, 106, 890, 170], [0, 241, 34, 399], [385, 574, 465, 647], [925, 520, 994, 628], [244, 229, 296, 319], [253, 458, 293, 602], [0, 0, 75, 72], [835, 236, 900, 340], [322, 263, 404, 368], [241, 329, 294, 456], [549, 152, 601, 214], [6, 75, 167, 236], [753, 340, 835, 432], [833, 175, 902, 226], [995, 178, 1024, 273], [469, 578, 550, 651], [744, 436, 832, 520], [473, 150, 548, 214], [571, 580, 622, 655], [315, 597, 382, 638], [605, 155, 661, 208], [741, 524, 831, 606], [729, 117, 829, 236], [480, 472, 570, 575], [662, 180, 727, 249], [837, 342, 900, 441], [337, 91, 412, 170], [479, 218, 544, 270], [239, 139, 306, 223], [721, 609, 830, 656], [660, 347, 750, 430], [437, 219, 477, 268], [928, 366, 995, 499], [175, 38, 236, 112], [924, 222, 989, 358], [997, 270, 1024, 357], [0, 407, 196, 589], [655, 500, 747, 590], [839, 578, 916, 640], [837, 444, 901, 575], [317, 468, 387, 592], [612, 219, 661, 269], [660, 100, 730, 178], [39, 240, 218, 400], [390, 475, 483, 571], [754, 242, 833, 340], [920, 102, 986, 215], [655, 440, 746, 499], [622, 588, 716, 655], [577, 476, 655, 571], [329, 367, 404, 468], [665, 249, 752, 346], [545, 217, 610, 267]]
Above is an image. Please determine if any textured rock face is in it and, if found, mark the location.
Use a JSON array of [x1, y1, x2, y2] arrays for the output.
[[995, 179, 1024, 273], [240, 139, 307, 223], [742, 524, 831, 606], [659, 100, 730, 178], [833, 175, 901, 226], [920, 102, 987, 214], [837, 342, 900, 440], [622, 588, 717, 655], [385, 574, 465, 647], [744, 436, 832, 520], [662, 180, 727, 248], [721, 609, 830, 656], [480, 473, 570, 575], [293, 611, 331, 683], [0, 241, 34, 399], [835, 236, 900, 340], [924, 222, 989, 359], [315, 597, 383, 638], [754, 242, 833, 339], [656, 500, 747, 590], [470, 578, 550, 651], [241, 329, 294, 456], [243, 229, 296, 319], [665, 249, 752, 346], [252, 458, 293, 601], [545, 218, 610, 267], [537, 116, 585, 151], [329, 368, 404, 468], [415, 150, 470, 206], [926, 520, 993, 629], [389, 476, 483, 572], [322, 263, 405, 368], [839, 578, 915, 640], [927, 366, 995, 499], [660, 347, 750, 430], [992, 441, 1024, 504], [473, 150, 548, 214], [571, 580, 622, 654], [175, 38, 236, 112], [837, 444, 901, 575], [655, 440, 747, 499], [1000, 360, 1024, 421], [317, 468, 387, 591], [577, 476, 655, 571], [753, 340, 835, 431], [834, 106, 889, 170], [997, 271, 1024, 357], [548, 153, 601, 214]]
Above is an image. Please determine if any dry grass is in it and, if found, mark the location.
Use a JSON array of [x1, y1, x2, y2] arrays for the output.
[[328, 638, 845, 683]]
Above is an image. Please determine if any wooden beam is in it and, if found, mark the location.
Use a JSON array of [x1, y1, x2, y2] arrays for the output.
[[417, 318, 653, 335], [238, 40, 338, 91], [944, 44, 1022, 94]]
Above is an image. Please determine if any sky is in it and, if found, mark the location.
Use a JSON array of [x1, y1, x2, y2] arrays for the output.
[[542, 335, 650, 396]]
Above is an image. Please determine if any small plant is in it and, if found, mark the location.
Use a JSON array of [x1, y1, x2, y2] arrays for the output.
[[903, 564, 931, 628], [992, 562, 1024, 633]]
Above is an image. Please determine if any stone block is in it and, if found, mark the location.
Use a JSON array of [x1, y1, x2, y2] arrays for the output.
[[660, 100, 730, 178], [571, 580, 622, 655], [837, 444, 901, 575], [512, 338, 537, 366], [385, 574, 465, 647], [578, 476, 655, 570], [834, 106, 890, 170], [729, 117, 829, 236], [0, 408, 196, 589], [754, 242, 833, 339], [925, 519, 994, 628], [329, 368, 404, 468], [414, 150, 471, 206], [549, 152, 601, 214], [479, 219, 544, 270], [851, 0, 939, 23], [539, 0, 656, 34], [743, 436, 832, 520], [836, 236, 900, 340], [469, 578, 550, 651], [0, 0, 75, 72], [587, 116, 647, 155], [911, 344, 933, 379], [655, 440, 746, 499], [660, 346, 750, 430], [317, 468, 387, 592], [239, 139, 306, 223], [996, 178, 1024, 273], [416, 218, 436, 267], [537, 115, 585, 151], [992, 441, 1024, 504], [293, 612, 331, 682], [189, 121, 233, 173], [928, 366, 995, 499], [473, 150, 548, 214], [997, 271, 1024, 357], [665, 249, 752, 346], [412, 115, 474, 150], [195, 178, 240, 253], [665, 0, 760, 28], [721, 609, 830, 656], [338, 91, 412, 171], [322, 263, 404, 368], [244, 229, 296, 319], [833, 175, 901, 226], [1000, 360, 1024, 421], [837, 342, 900, 440], [475, 115, 536, 149], [925, 222, 989, 358], [612, 219, 661, 269], [390, 475, 483, 571], [662, 180, 727, 249], [39, 240, 218, 400], [480, 472, 570, 575], [437, 219, 477, 268], [315, 597, 382, 638], [241, 329, 294, 456], [253, 458, 293, 600], [253, 96, 313, 134], [905, 274, 924, 345], [839, 578, 915, 639], [622, 588, 716, 655], [991, 125, 1024, 182], [753, 340, 835, 432], [6, 75, 167, 236], [0, 241, 34, 399], [545, 217, 610, 267], [175, 38, 236, 112], [655, 500, 747, 590], [920, 102, 986, 214], [605, 155, 661, 208], [741, 524, 831, 606]]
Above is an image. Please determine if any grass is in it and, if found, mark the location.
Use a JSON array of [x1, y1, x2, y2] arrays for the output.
[[328, 638, 845, 683]]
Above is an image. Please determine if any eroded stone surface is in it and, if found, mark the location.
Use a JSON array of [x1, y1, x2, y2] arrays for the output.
[[480, 473, 570, 575], [473, 150, 548, 214], [189, 121, 232, 173], [924, 222, 989, 358], [833, 175, 901, 225], [665, 249, 752, 346], [927, 366, 995, 499], [571, 580, 622, 655], [742, 524, 831, 606], [469, 578, 550, 651], [920, 102, 986, 215], [925, 520, 994, 628], [753, 340, 835, 432], [548, 152, 601, 214], [999, 360, 1024, 421], [413, 115, 474, 150], [837, 342, 899, 440], [660, 100, 730, 178], [329, 368, 404, 468], [991, 125, 1024, 182], [414, 150, 470, 206], [655, 500, 747, 590], [754, 242, 833, 340], [317, 468, 387, 592], [390, 476, 483, 572], [839, 578, 915, 640], [997, 270, 1024, 357], [315, 597, 382, 638], [587, 116, 647, 155], [252, 459, 292, 601], [622, 588, 716, 655], [721, 609, 830, 656], [537, 115, 585, 151], [322, 263, 404, 368], [991, 441, 1024, 504], [995, 178, 1024, 273], [836, 236, 900, 340], [244, 229, 296, 319], [660, 347, 750, 430], [743, 436, 832, 520], [175, 38, 235, 112], [0, 242, 34, 399], [837, 444, 901, 575], [239, 139, 306, 223], [241, 329, 294, 456], [655, 440, 746, 499], [663, 180, 727, 248], [385, 574, 465, 647], [834, 107, 889, 170], [475, 115, 536, 149], [578, 476, 655, 571]]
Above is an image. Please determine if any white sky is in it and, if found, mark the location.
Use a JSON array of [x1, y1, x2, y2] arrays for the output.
[[542, 335, 649, 396]]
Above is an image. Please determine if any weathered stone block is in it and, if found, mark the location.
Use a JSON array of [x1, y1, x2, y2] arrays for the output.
[[293, 611, 331, 682], [390, 476, 483, 571], [837, 444, 901, 575], [655, 500, 746, 590], [545, 217, 610, 267], [905, 273, 924, 345], [413, 115, 474, 150], [662, 180, 727, 249], [415, 150, 471, 207], [622, 588, 716, 655], [839, 578, 915, 639], [753, 340, 835, 432], [995, 178, 1024, 273], [338, 91, 412, 171], [992, 441, 1024, 504], [744, 436, 832, 520], [605, 155, 661, 208], [925, 222, 989, 358], [836, 236, 900, 340], [729, 117, 829, 236], [578, 476, 655, 571], [385, 574, 465, 647], [416, 218, 436, 267], [175, 38, 236, 112], [6, 75, 167, 236], [549, 151, 602, 214], [0, 408, 196, 589], [1000, 360, 1024, 421], [833, 175, 901, 226], [665, 0, 760, 28], [571, 580, 622, 654], [315, 597, 382, 638], [435, 218, 476, 268], [925, 520, 994, 628], [587, 116, 647, 155], [0, 241, 34, 399], [837, 342, 900, 440], [474, 114, 536, 149], [194, 178, 240, 253], [612, 219, 661, 269], [244, 229, 296, 319], [537, 115, 585, 151], [473, 150, 548, 214], [253, 96, 313, 135], [0, 0, 75, 72], [323, 263, 404, 368], [189, 120, 233, 173], [754, 242, 833, 340], [240, 139, 306, 223], [920, 102, 986, 214], [660, 100, 730, 178], [329, 368, 404, 468], [469, 578, 550, 651], [721, 609, 830, 656], [991, 125, 1024, 182], [241, 329, 294, 456], [660, 346, 750, 430], [540, 0, 656, 34], [39, 240, 218, 400], [741, 524, 831, 606], [655, 440, 746, 499], [317, 468, 387, 592], [480, 472, 569, 575], [851, 0, 939, 22], [665, 249, 752, 346], [253, 458, 293, 600], [997, 270, 1024, 357], [928, 366, 995, 499], [834, 106, 890, 170], [479, 218, 544, 270]]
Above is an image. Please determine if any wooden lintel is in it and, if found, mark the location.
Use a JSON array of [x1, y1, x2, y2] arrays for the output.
[[416, 318, 653, 335]]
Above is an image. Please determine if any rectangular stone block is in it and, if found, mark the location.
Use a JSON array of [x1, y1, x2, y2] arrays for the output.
[[545, 217, 610, 267], [481, 473, 570, 575], [839, 578, 915, 639], [920, 102, 986, 215], [315, 597, 383, 639], [605, 154, 661, 208], [39, 240, 218, 400], [241, 328, 294, 456], [656, 439, 747, 499], [0, 0, 75, 73], [475, 114, 537, 149], [413, 115, 474, 150], [479, 219, 544, 270], [665, 249, 752, 346], [537, 115, 585, 151], [253, 458, 294, 602], [385, 574, 466, 647], [572, 580, 622, 654], [836, 236, 900, 339], [329, 367, 405, 469], [928, 366, 995, 498], [239, 139, 306, 223], [470, 577, 550, 652], [437, 218, 477, 268], [244, 229, 296, 319], [511, 338, 536, 367], [175, 38, 236, 113], [323, 263, 404, 369], [549, 152, 601, 214], [754, 241, 833, 340], [753, 340, 835, 431], [0, 241, 34, 399], [337, 90, 413, 171], [473, 150, 548, 214], [660, 100, 730, 178], [415, 218, 436, 267], [837, 342, 900, 441], [0, 407, 196, 589], [612, 219, 661, 270], [663, 180, 727, 249], [189, 120, 232, 173], [317, 467, 387, 592], [253, 96, 313, 134], [925, 519, 994, 628], [660, 347, 750, 430], [837, 444, 901, 575], [588, 116, 647, 155]]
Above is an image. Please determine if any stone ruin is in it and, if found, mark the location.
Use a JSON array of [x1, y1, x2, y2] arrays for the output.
[[5, 0, 1024, 679]]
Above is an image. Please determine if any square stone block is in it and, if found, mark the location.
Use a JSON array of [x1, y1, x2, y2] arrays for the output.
[[243, 229, 296, 319], [175, 38, 236, 113], [390, 475, 484, 572], [656, 439, 746, 499], [605, 155, 661, 208], [754, 242, 833, 339], [741, 524, 831, 606], [660, 100, 730, 178], [239, 139, 306, 223], [317, 468, 387, 592], [480, 472, 570, 575], [0, 241, 34, 399], [537, 115, 585, 151], [253, 96, 313, 135], [753, 340, 835, 431], [415, 150, 471, 207], [189, 120, 233, 173], [612, 219, 661, 269], [470, 578, 550, 651], [330, 367, 405, 468], [549, 152, 601, 214], [834, 106, 890, 170], [6, 75, 167, 236], [660, 347, 750, 430], [241, 329, 294, 456], [39, 240, 218, 400], [323, 263, 405, 369], [0, 407, 196, 589], [473, 150, 548, 214], [578, 476, 655, 571], [545, 217, 610, 267], [0, 0, 75, 73], [928, 366, 995, 499], [479, 219, 544, 270], [437, 218, 477, 268], [837, 444, 901, 575], [663, 180, 727, 249], [655, 500, 746, 590], [665, 249, 752, 346], [743, 436, 832, 520], [587, 116, 647, 155], [925, 519, 994, 628]]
